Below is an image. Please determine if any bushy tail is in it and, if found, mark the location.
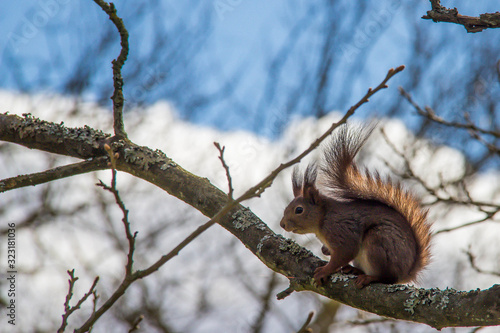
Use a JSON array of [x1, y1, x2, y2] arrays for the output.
[[322, 124, 432, 277]]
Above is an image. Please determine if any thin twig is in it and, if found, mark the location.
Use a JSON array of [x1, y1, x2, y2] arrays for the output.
[[58, 269, 99, 333], [100, 144, 136, 275], [251, 272, 278, 333], [90, 290, 99, 333], [128, 315, 145, 333], [76, 146, 137, 332], [399, 87, 500, 138], [92, 0, 129, 139], [214, 142, 234, 201], [434, 214, 498, 235], [380, 126, 499, 209], [467, 127, 500, 156], [465, 247, 500, 277]]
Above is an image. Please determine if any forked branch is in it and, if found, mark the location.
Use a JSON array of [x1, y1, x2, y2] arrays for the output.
[[422, 0, 500, 33]]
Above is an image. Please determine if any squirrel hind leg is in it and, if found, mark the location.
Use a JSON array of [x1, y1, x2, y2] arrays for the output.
[[354, 274, 381, 289], [357, 222, 418, 285], [341, 265, 383, 289], [341, 264, 365, 275], [354, 272, 401, 288]]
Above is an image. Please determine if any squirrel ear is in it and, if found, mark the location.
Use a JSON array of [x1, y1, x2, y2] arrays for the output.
[[305, 185, 321, 205], [304, 162, 317, 187], [292, 166, 303, 197], [303, 163, 320, 204]]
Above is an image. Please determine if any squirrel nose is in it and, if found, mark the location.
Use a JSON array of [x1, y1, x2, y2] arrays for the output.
[[280, 218, 287, 230]]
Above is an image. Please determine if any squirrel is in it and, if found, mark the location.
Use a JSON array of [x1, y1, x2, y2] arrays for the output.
[[280, 124, 432, 288]]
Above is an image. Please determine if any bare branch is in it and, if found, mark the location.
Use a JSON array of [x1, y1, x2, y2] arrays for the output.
[[346, 317, 391, 326], [467, 127, 500, 156], [251, 272, 278, 333], [398, 87, 500, 138], [92, 0, 129, 139], [76, 147, 138, 332], [75, 201, 235, 333], [0, 157, 109, 193], [434, 214, 499, 235], [379, 127, 500, 236], [381, 127, 499, 209], [0, 113, 110, 158], [422, 0, 500, 33], [128, 315, 144, 333], [399, 86, 500, 165], [214, 142, 234, 201], [58, 269, 99, 333], [465, 247, 500, 277], [98, 145, 136, 276]]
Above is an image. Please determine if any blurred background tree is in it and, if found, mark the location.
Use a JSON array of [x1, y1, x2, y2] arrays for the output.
[[2, 0, 499, 167]]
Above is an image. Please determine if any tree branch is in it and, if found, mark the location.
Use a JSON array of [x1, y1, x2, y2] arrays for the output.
[[58, 269, 99, 333], [92, 0, 129, 138], [465, 247, 500, 277], [77, 147, 137, 332], [0, 157, 109, 193], [0, 112, 111, 158], [422, 0, 500, 33], [214, 142, 234, 201], [398, 87, 500, 138]]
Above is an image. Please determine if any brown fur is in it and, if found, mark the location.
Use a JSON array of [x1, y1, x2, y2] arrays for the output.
[[280, 124, 432, 288]]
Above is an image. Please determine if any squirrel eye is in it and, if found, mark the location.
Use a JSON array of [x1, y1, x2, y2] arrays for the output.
[[295, 206, 304, 214]]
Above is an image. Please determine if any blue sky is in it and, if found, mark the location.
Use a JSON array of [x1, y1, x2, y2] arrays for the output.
[[1, 1, 499, 145]]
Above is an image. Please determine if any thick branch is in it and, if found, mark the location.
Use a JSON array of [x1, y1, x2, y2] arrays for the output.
[[0, 113, 110, 158], [422, 0, 500, 33]]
